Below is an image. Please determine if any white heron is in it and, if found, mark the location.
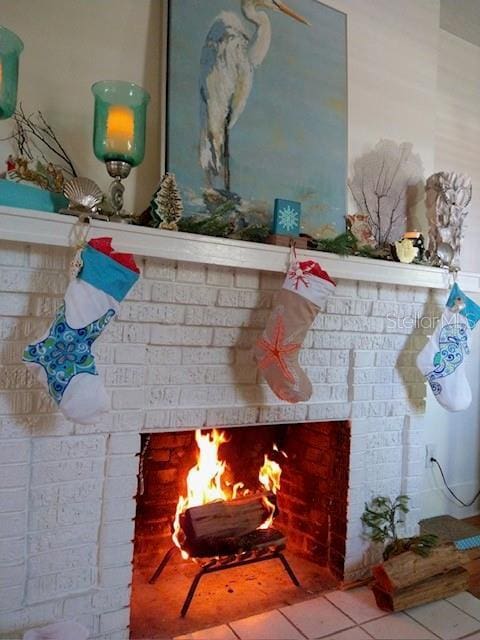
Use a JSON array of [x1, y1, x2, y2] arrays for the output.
[[199, 0, 309, 193]]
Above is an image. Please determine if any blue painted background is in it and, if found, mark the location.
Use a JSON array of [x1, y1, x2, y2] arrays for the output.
[[167, 0, 347, 237]]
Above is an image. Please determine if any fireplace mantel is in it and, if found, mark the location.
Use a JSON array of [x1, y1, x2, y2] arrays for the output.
[[2, 205, 480, 292]]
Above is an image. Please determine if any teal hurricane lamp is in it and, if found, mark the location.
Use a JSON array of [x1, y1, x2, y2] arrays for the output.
[[92, 80, 150, 220], [0, 26, 24, 119]]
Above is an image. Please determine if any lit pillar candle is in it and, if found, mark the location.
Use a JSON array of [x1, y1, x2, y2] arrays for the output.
[[106, 105, 134, 156]]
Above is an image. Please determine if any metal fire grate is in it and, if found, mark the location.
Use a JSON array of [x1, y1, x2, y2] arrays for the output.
[[149, 528, 301, 617]]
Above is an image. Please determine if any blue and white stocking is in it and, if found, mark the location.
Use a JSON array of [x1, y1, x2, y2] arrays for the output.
[[23, 238, 139, 424], [416, 283, 480, 412]]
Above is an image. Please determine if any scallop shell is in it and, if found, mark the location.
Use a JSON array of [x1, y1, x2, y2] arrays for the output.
[[64, 177, 103, 212]]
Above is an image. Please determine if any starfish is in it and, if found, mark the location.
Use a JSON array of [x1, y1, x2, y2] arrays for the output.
[[256, 315, 301, 383], [23, 303, 115, 404]]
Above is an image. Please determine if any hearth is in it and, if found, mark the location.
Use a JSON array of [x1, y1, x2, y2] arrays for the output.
[[131, 421, 350, 638]]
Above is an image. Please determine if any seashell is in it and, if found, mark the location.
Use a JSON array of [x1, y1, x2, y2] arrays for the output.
[[64, 177, 104, 213]]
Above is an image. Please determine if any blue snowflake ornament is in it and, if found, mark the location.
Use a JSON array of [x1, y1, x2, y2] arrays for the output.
[[23, 303, 115, 404], [273, 199, 301, 236]]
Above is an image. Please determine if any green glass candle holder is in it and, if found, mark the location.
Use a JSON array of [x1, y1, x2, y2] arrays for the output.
[[91, 80, 150, 167], [0, 26, 24, 120]]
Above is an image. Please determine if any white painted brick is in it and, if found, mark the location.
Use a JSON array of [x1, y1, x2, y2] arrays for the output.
[[0, 537, 24, 565], [111, 388, 145, 410], [29, 501, 101, 532], [0, 241, 28, 266], [118, 301, 184, 323], [353, 351, 375, 367], [171, 408, 207, 428], [378, 284, 397, 300], [143, 258, 175, 280], [342, 316, 384, 332], [217, 289, 271, 308], [114, 345, 146, 364], [299, 349, 331, 366], [28, 246, 68, 270], [150, 326, 212, 346], [108, 434, 140, 455], [206, 265, 234, 286], [31, 458, 104, 485], [0, 585, 23, 611], [206, 406, 258, 426], [334, 280, 357, 297], [122, 323, 150, 343], [258, 404, 308, 423], [103, 476, 138, 500], [357, 282, 378, 299], [32, 435, 105, 461], [26, 567, 96, 603], [235, 269, 260, 289], [147, 387, 180, 409], [179, 385, 235, 407], [185, 306, 268, 328], [100, 543, 133, 568], [307, 402, 350, 420], [28, 523, 98, 554], [0, 463, 29, 488], [92, 587, 130, 612], [0, 513, 25, 540], [0, 487, 26, 513], [0, 268, 67, 294], [144, 409, 171, 430], [326, 298, 371, 316], [182, 347, 233, 365], [152, 282, 218, 306], [30, 479, 102, 509], [62, 593, 92, 616], [352, 385, 373, 400], [176, 261, 206, 282], [99, 566, 132, 589], [106, 455, 139, 478], [312, 314, 342, 330], [0, 563, 25, 588], [125, 279, 151, 301], [0, 439, 29, 464], [103, 498, 136, 522], [146, 346, 182, 365], [100, 608, 130, 634], [213, 328, 260, 347], [29, 544, 96, 578], [100, 521, 135, 547], [104, 365, 145, 387]]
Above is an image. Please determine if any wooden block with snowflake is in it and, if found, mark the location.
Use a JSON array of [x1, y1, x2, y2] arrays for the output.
[[273, 199, 301, 236]]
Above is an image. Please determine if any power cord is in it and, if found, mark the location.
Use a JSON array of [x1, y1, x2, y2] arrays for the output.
[[431, 457, 480, 507]]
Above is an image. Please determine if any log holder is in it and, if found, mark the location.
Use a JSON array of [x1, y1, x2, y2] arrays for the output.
[[149, 528, 302, 617]]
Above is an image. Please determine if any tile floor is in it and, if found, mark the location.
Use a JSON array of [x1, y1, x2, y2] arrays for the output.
[[174, 588, 480, 640]]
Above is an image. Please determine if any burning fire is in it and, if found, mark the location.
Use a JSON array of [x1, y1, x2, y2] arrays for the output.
[[172, 429, 284, 558]]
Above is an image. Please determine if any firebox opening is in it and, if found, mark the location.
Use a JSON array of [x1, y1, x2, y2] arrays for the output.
[[130, 421, 350, 639]]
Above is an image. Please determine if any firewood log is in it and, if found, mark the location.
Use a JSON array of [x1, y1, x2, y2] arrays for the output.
[[180, 492, 276, 547], [372, 543, 464, 592], [372, 566, 469, 612]]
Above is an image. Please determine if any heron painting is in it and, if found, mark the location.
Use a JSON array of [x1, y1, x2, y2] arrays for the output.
[[166, 0, 347, 238]]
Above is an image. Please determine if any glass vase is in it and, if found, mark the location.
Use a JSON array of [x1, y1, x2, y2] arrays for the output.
[[0, 26, 24, 119], [91, 80, 150, 167]]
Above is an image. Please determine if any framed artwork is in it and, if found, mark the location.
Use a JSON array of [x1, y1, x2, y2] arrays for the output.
[[163, 0, 347, 239]]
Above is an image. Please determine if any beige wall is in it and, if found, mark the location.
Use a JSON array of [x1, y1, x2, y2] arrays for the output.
[[0, 0, 163, 213]]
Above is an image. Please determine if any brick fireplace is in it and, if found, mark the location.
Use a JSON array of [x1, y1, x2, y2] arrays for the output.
[[0, 238, 428, 639]]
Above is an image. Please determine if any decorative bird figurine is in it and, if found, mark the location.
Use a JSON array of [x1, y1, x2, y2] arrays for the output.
[[199, 0, 309, 193]]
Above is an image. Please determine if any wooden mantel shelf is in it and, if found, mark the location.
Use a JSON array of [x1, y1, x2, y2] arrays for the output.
[[1, 206, 480, 292]]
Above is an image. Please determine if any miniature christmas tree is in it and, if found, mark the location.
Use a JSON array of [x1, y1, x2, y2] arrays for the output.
[[151, 173, 183, 230]]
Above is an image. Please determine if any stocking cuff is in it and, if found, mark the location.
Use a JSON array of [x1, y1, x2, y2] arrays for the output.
[[446, 283, 480, 329], [283, 259, 335, 307], [79, 243, 139, 302]]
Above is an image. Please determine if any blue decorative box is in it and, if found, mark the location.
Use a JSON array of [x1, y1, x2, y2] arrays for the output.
[[273, 199, 301, 236], [0, 180, 68, 213]]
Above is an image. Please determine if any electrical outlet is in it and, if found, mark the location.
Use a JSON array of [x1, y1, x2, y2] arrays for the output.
[[425, 443, 436, 468]]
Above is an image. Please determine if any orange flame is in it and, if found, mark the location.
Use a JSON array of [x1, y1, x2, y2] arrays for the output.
[[172, 430, 283, 557]]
